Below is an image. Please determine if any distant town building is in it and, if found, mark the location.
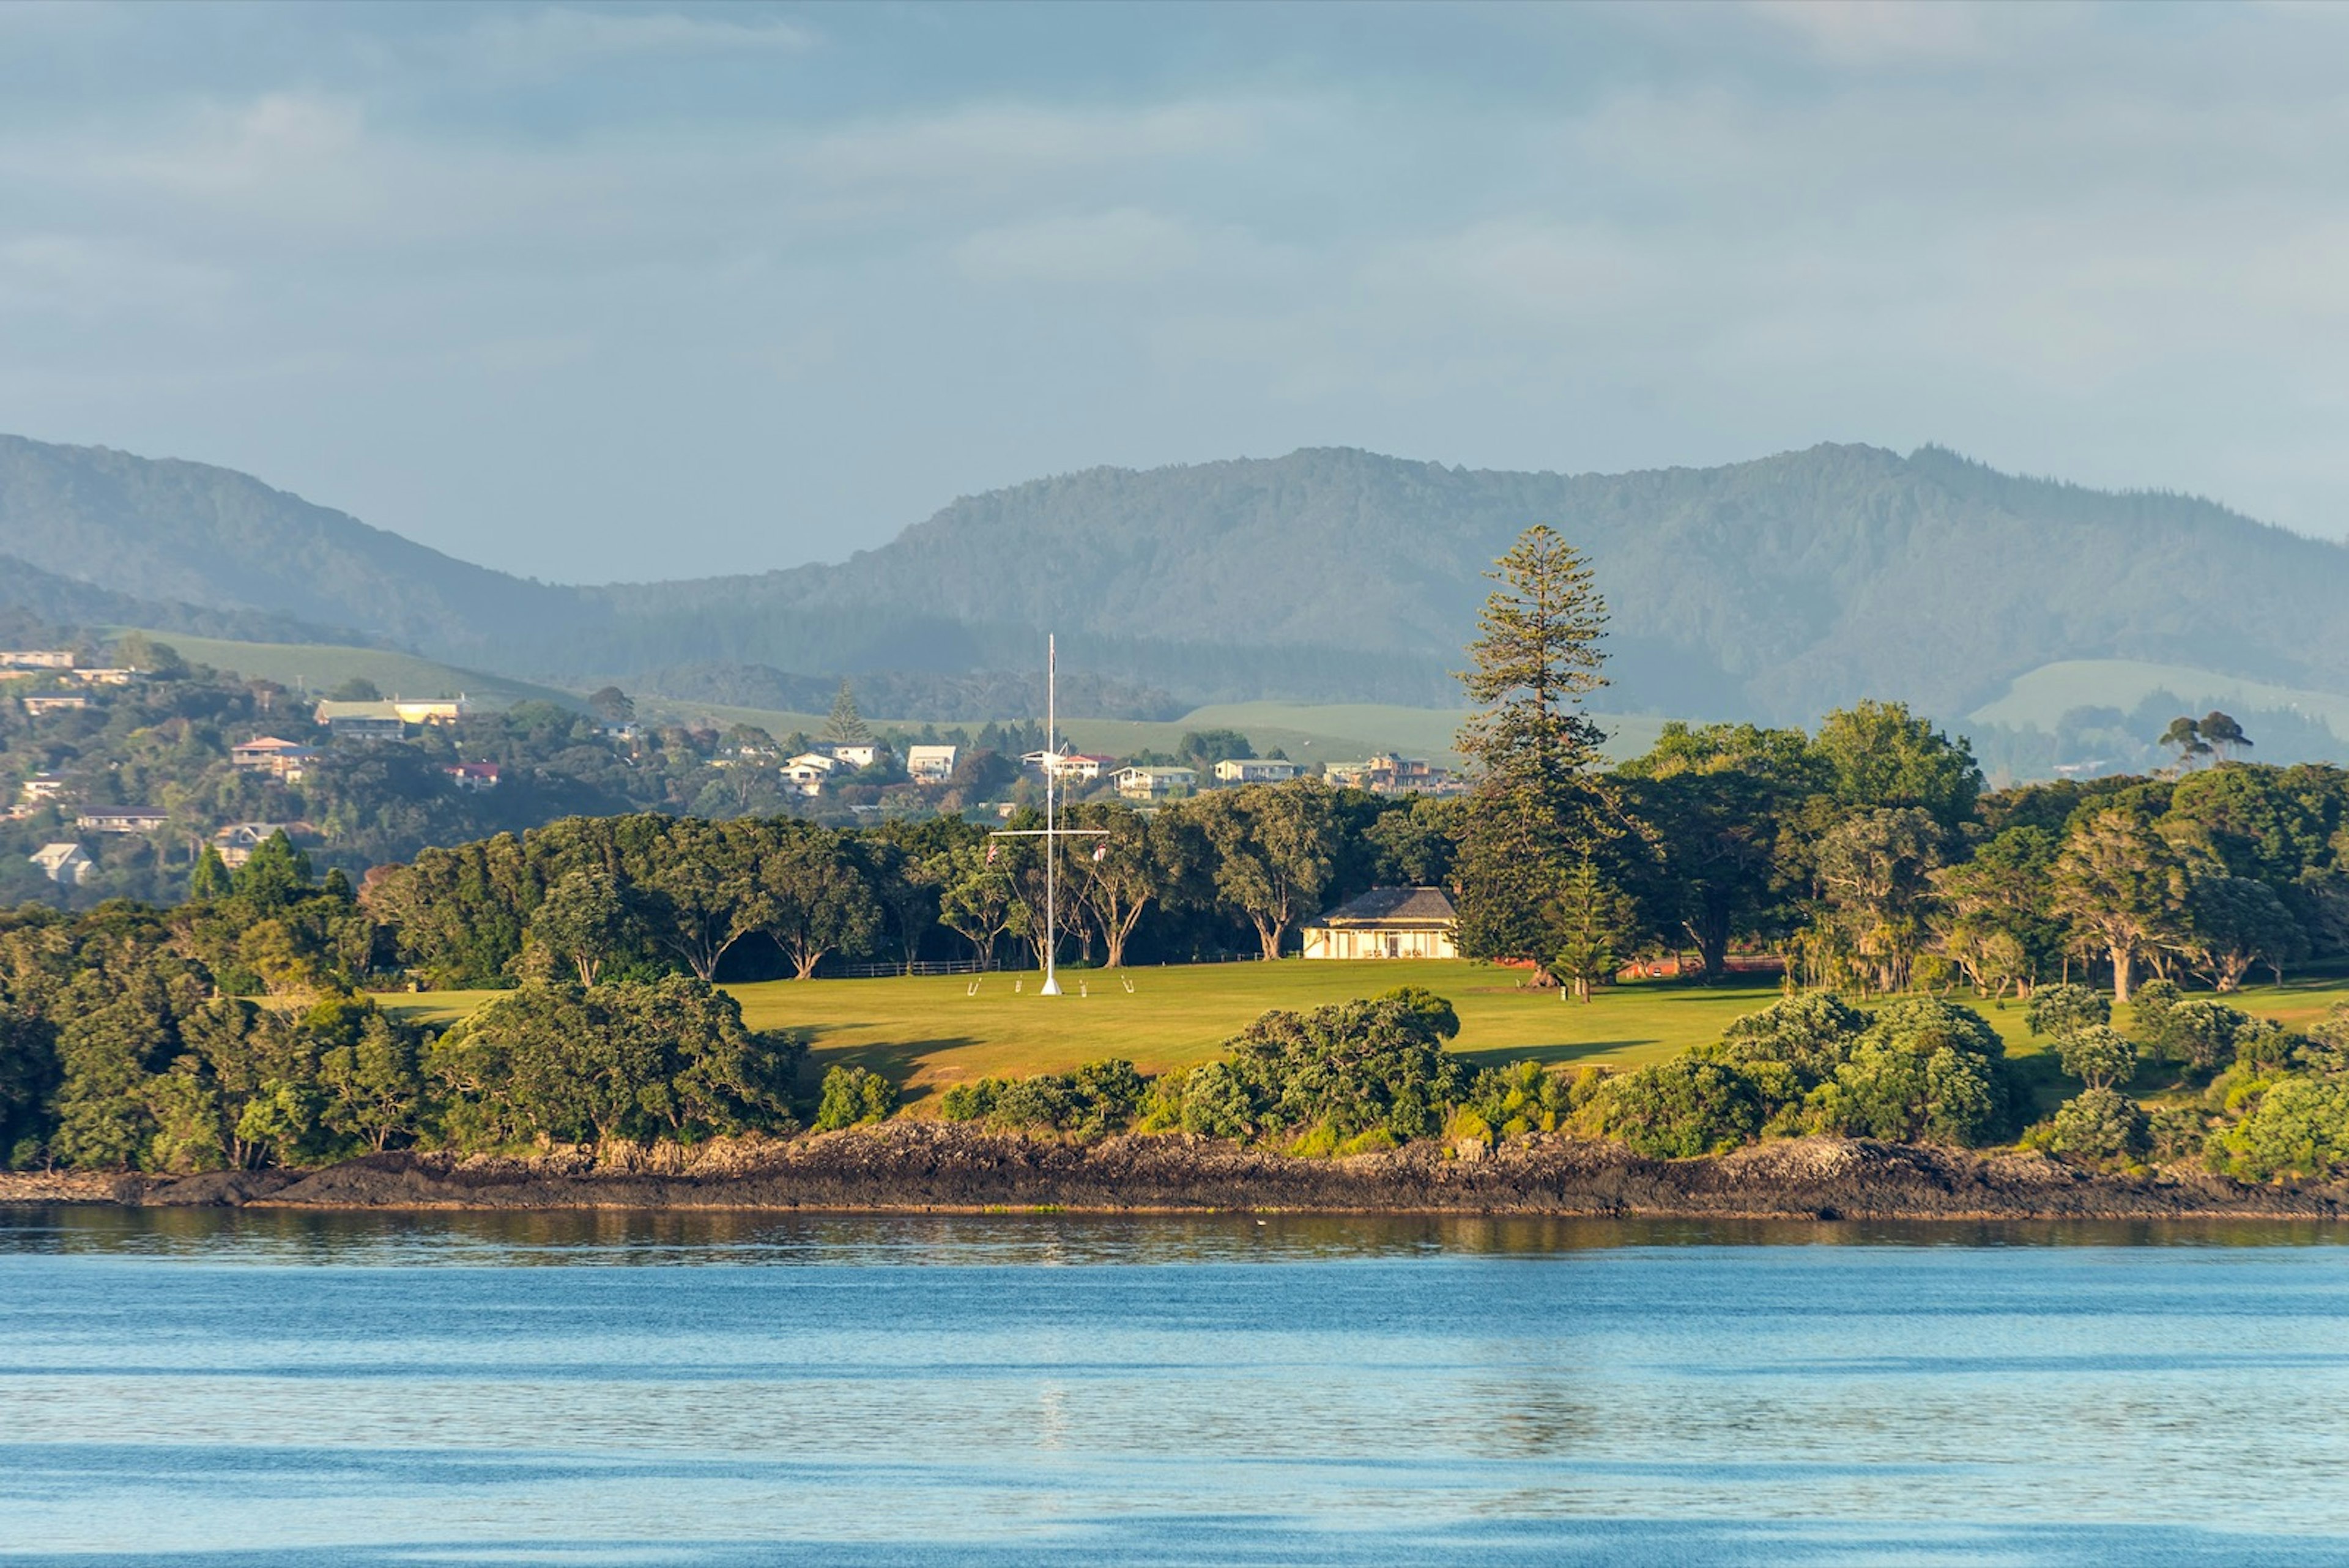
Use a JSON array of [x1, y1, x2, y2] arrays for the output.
[[313, 700, 407, 739], [67, 667, 140, 686], [1212, 758, 1300, 785], [829, 743, 880, 770], [211, 822, 292, 869], [442, 762, 502, 791], [905, 744, 960, 784], [1322, 755, 1461, 796], [231, 737, 317, 781], [782, 751, 842, 796], [21, 695, 89, 716], [28, 842, 92, 886], [0, 650, 75, 669], [392, 697, 470, 726], [76, 808, 169, 835], [18, 773, 69, 803], [1115, 765, 1197, 800]]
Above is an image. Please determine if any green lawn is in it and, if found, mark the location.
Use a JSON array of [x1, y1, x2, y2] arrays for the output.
[[113, 630, 578, 712], [376, 963, 2349, 1115]]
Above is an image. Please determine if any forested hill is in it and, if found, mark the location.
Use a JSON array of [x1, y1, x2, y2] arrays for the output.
[[7, 431, 2349, 722], [0, 435, 576, 660]]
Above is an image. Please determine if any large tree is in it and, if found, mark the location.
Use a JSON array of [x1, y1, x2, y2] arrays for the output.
[[1452, 525, 1611, 963], [1189, 783, 1341, 961], [757, 827, 883, 980], [2050, 809, 2186, 1003], [1809, 700, 1981, 831]]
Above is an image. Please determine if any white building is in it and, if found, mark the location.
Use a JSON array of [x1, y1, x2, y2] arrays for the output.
[[1300, 887, 1460, 960], [0, 650, 75, 669], [829, 743, 880, 770], [212, 822, 291, 869], [76, 808, 169, 834], [19, 773, 69, 803], [1115, 765, 1197, 800], [1212, 758, 1299, 785], [906, 745, 960, 784], [781, 751, 842, 796], [28, 842, 92, 886]]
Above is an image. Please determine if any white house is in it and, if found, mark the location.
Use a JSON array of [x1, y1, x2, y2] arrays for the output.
[[443, 762, 502, 791], [829, 743, 880, 770], [28, 842, 92, 886], [69, 667, 141, 686], [19, 773, 69, 803], [781, 751, 842, 796], [76, 808, 169, 834], [231, 737, 316, 781], [906, 745, 959, 784], [0, 650, 75, 669], [1212, 758, 1299, 785], [1115, 765, 1197, 800], [392, 696, 470, 726], [1300, 886, 1460, 960], [21, 696, 89, 716]]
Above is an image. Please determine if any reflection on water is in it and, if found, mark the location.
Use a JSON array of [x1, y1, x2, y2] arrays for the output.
[[2, 1206, 2346, 1566]]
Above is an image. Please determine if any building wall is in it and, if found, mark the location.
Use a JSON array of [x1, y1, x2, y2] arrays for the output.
[[1299, 926, 1459, 960]]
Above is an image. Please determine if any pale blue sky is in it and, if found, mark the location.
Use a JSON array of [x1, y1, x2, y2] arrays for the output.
[[2, 1, 2344, 580]]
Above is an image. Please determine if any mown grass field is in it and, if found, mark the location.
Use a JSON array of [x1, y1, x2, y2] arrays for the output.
[[377, 961, 2349, 1113], [116, 630, 577, 712]]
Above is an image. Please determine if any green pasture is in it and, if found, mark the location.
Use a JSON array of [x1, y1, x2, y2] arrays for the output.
[[1969, 656, 2349, 735], [377, 962, 2349, 1117], [114, 630, 577, 712]]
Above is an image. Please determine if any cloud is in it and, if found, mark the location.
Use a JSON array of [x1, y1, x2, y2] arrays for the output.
[[458, 7, 815, 75], [1743, 0, 1995, 65], [956, 209, 1209, 286]]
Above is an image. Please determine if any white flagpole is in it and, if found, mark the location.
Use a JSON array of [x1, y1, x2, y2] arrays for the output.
[[1039, 633, 1063, 995]]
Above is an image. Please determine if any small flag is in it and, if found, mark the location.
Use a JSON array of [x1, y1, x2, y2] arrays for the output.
[[985, 843, 998, 864], [1092, 844, 1108, 861]]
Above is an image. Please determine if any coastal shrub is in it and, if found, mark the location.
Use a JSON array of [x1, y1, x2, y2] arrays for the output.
[[1463, 1059, 1570, 1140], [1336, 1127, 1397, 1156], [2154, 998, 2251, 1075], [2055, 1025, 2139, 1092], [2024, 1088, 2149, 1167], [1593, 1057, 1764, 1158], [812, 1065, 897, 1131], [1210, 987, 1468, 1143], [1806, 996, 2009, 1145], [941, 1059, 1147, 1137], [2025, 984, 2110, 1041], [2212, 1077, 2349, 1181]]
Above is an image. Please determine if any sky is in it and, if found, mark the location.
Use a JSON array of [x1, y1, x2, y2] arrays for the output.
[[3, 1, 2347, 582]]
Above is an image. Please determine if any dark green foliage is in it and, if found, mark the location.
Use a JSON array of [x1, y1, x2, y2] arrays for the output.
[[2212, 1078, 2349, 1181], [1593, 1058, 1764, 1158], [812, 1064, 897, 1132], [2055, 1026, 2139, 1093], [2025, 984, 2112, 1040], [1204, 987, 1471, 1143], [2027, 1088, 2150, 1167], [941, 1058, 1148, 1139]]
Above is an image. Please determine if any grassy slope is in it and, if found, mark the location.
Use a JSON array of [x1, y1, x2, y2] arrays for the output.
[[380, 963, 2349, 1117], [1970, 658, 2349, 734], [118, 630, 579, 712]]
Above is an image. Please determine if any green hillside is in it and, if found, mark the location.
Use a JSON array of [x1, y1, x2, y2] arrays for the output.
[[123, 631, 579, 712], [1971, 658, 2349, 735]]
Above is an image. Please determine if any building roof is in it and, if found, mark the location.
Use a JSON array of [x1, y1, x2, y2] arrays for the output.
[[1309, 886, 1458, 929], [314, 700, 404, 723], [235, 736, 310, 752], [30, 842, 88, 866]]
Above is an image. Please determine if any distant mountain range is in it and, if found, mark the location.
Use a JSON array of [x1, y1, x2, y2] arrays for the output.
[[6, 432, 2348, 726]]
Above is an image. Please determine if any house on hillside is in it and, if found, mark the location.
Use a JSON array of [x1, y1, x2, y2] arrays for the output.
[[782, 751, 842, 796], [1212, 758, 1299, 785], [19, 773, 69, 803], [21, 696, 89, 716], [1115, 765, 1197, 800], [829, 743, 880, 770], [393, 697, 470, 726], [313, 700, 406, 738], [1300, 886, 1460, 960], [231, 737, 317, 781], [443, 762, 502, 791], [1324, 754, 1460, 796], [905, 744, 959, 784], [212, 822, 292, 869], [0, 651, 76, 669], [69, 667, 140, 686], [28, 842, 92, 886], [76, 808, 169, 835]]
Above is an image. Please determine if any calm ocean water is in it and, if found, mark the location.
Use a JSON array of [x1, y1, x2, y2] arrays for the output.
[[1, 1209, 2346, 1567]]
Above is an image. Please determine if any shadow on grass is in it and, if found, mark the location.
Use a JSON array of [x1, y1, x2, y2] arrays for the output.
[[796, 1036, 979, 1105], [1450, 1039, 1653, 1070]]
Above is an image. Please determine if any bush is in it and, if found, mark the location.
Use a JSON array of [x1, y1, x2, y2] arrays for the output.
[[812, 1065, 897, 1131], [2025, 983, 2111, 1040], [1210, 989, 1468, 1143], [1807, 997, 2009, 1146], [2213, 1077, 2349, 1181], [1593, 1058, 1764, 1158], [2025, 1088, 2149, 1167], [2055, 1025, 2139, 1091]]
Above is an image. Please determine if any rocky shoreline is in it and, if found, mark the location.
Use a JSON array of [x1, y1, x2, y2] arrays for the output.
[[1, 1126, 2340, 1219]]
